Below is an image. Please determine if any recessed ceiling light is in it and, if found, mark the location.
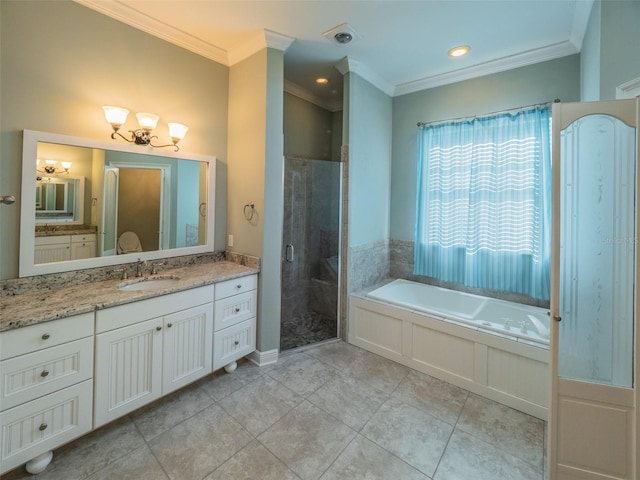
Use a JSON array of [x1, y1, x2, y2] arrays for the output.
[[316, 77, 329, 85], [448, 45, 471, 58]]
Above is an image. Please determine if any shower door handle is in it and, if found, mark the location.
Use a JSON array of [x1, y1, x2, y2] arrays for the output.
[[285, 243, 295, 263]]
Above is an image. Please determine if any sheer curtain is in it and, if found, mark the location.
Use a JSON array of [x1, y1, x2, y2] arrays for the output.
[[414, 105, 551, 301]]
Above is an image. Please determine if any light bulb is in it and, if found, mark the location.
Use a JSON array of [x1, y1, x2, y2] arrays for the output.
[[102, 106, 129, 129], [136, 112, 159, 131], [168, 122, 189, 143]]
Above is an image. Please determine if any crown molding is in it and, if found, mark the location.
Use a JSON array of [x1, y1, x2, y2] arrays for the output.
[[616, 77, 640, 100], [394, 40, 579, 97], [335, 57, 394, 97], [284, 80, 342, 112], [74, 0, 229, 65], [569, 0, 595, 51], [228, 29, 295, 66]]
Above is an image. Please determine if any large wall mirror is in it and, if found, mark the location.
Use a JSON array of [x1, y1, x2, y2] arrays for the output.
[[20, 130, 215, 277]]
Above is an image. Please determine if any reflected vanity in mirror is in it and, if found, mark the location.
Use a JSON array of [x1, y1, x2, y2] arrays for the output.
[[35, 175, 85, 222], [20, 130, 216, 277]]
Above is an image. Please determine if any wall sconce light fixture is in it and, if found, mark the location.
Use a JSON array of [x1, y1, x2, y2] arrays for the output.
[[37, 158, 72, 175], [102, 106, 188, 152]]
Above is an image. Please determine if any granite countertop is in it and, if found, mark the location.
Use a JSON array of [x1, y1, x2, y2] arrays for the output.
[[34, 228, 98, 237], [0, 261, 258, 332]]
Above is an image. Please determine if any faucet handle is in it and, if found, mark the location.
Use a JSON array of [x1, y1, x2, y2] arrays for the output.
[[150, 261, 166, 275], [113, 268, 128, 280]]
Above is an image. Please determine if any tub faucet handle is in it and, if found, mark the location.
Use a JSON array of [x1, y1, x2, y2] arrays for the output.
[[502, 318, 511, 330], [519, 320, 527, 334]]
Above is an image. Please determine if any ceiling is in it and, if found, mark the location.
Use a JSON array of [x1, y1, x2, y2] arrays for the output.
[[76, 0, 594, 112]]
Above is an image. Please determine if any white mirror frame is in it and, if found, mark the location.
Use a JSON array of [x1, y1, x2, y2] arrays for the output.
[[20, 130, 216, 277]]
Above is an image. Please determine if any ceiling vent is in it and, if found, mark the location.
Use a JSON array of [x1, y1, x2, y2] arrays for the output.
[[323, 23, 361, 45]]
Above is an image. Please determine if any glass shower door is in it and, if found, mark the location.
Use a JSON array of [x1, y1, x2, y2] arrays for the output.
[[550, 100, 637, 480], [280, 157, 341, 350]]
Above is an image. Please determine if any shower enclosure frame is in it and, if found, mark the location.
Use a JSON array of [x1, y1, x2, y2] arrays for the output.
[[280, 155, 344, 350]]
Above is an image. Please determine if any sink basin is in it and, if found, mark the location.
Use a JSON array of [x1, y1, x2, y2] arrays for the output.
[[117, 276, 180, 292]]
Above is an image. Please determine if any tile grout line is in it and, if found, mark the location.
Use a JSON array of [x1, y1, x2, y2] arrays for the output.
[[430, 390, 470, 480]]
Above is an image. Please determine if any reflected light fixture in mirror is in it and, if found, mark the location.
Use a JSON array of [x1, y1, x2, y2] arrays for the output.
[[102, 106, 188, 152], [36, 158, 72, 175]]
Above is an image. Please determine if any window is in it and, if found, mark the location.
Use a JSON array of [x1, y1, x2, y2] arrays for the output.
[[414, 105, 551, 301]]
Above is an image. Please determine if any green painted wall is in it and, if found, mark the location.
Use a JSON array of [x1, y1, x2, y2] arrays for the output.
[[0, 0, 229, 280], [600, 0, 640, 99], [390, 55, 580, 242], [346, 73, 393, 247], [227, 48, 285, 353], [283, 93, 333, 160], [580, 0, 601, 101]]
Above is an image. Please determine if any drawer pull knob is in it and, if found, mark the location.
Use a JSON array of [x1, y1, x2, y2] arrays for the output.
[[236, 284, 242, 289], [41, 333, 50, 340], [39, 423, 48, 431], [41, 370, 50, 378], [167, 323, 173, 328], [235, 308, 240, 313], [234, 340, 240, 346], [156, 326, 162, 331]]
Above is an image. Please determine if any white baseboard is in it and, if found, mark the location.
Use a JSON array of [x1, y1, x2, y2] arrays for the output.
[[248, 349, 279, 366]]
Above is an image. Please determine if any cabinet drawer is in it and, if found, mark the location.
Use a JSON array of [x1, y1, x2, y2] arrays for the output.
[[0, 380, 93, 474], [214, 291, 257, 331], [34, 235, 71, 246], [213, 317, 256, 370], [0, 313, 94, 361], [71, 234, 96, 244], [215, 274, 257, 300], [0, 337, 93, 411], [96, 285, 214, 333]]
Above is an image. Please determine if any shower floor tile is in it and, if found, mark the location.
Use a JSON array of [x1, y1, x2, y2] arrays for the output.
[[280, 310, 336, 351]]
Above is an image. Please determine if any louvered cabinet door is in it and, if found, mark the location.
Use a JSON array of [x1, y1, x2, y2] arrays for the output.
[[94, 317, 163, 428], [162, 303, 213, 395]]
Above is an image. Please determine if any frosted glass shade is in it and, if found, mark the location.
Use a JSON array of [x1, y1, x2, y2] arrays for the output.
[[45, 159, 57, 166], [136, 112, 159, 130], [61, 161, 72, 169], [102, 106, 129, 127], [168, 123, 189, 142]]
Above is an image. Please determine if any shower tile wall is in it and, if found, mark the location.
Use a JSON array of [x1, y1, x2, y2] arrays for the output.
[[348, 240, 390, 293], [281, 157, 340, 350]]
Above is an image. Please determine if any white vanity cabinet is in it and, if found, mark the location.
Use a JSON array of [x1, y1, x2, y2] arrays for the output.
[[34, 234, 96, 264], [0, 313, 94, 475], [213, 275, 257, 372], [34, 235, 71, 264], [94, 285, 214, 428], [70, 234, 96, 260]]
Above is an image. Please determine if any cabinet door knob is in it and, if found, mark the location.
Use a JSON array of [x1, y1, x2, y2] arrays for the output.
[[41, 370, 50, 378], [236, 284, 242, 289], [234, 340, 240, 346], [156, 326, 162, 331], [234, 307, 240, 313], [41, 333, 50, 340], [39, 423, 48, 431], [167, 323, 173, 328]]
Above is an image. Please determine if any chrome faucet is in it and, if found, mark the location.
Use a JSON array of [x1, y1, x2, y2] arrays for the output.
[[135, 258, 146, 277]]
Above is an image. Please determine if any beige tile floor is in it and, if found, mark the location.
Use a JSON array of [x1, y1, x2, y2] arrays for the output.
[[2, 341, 547, 480]]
